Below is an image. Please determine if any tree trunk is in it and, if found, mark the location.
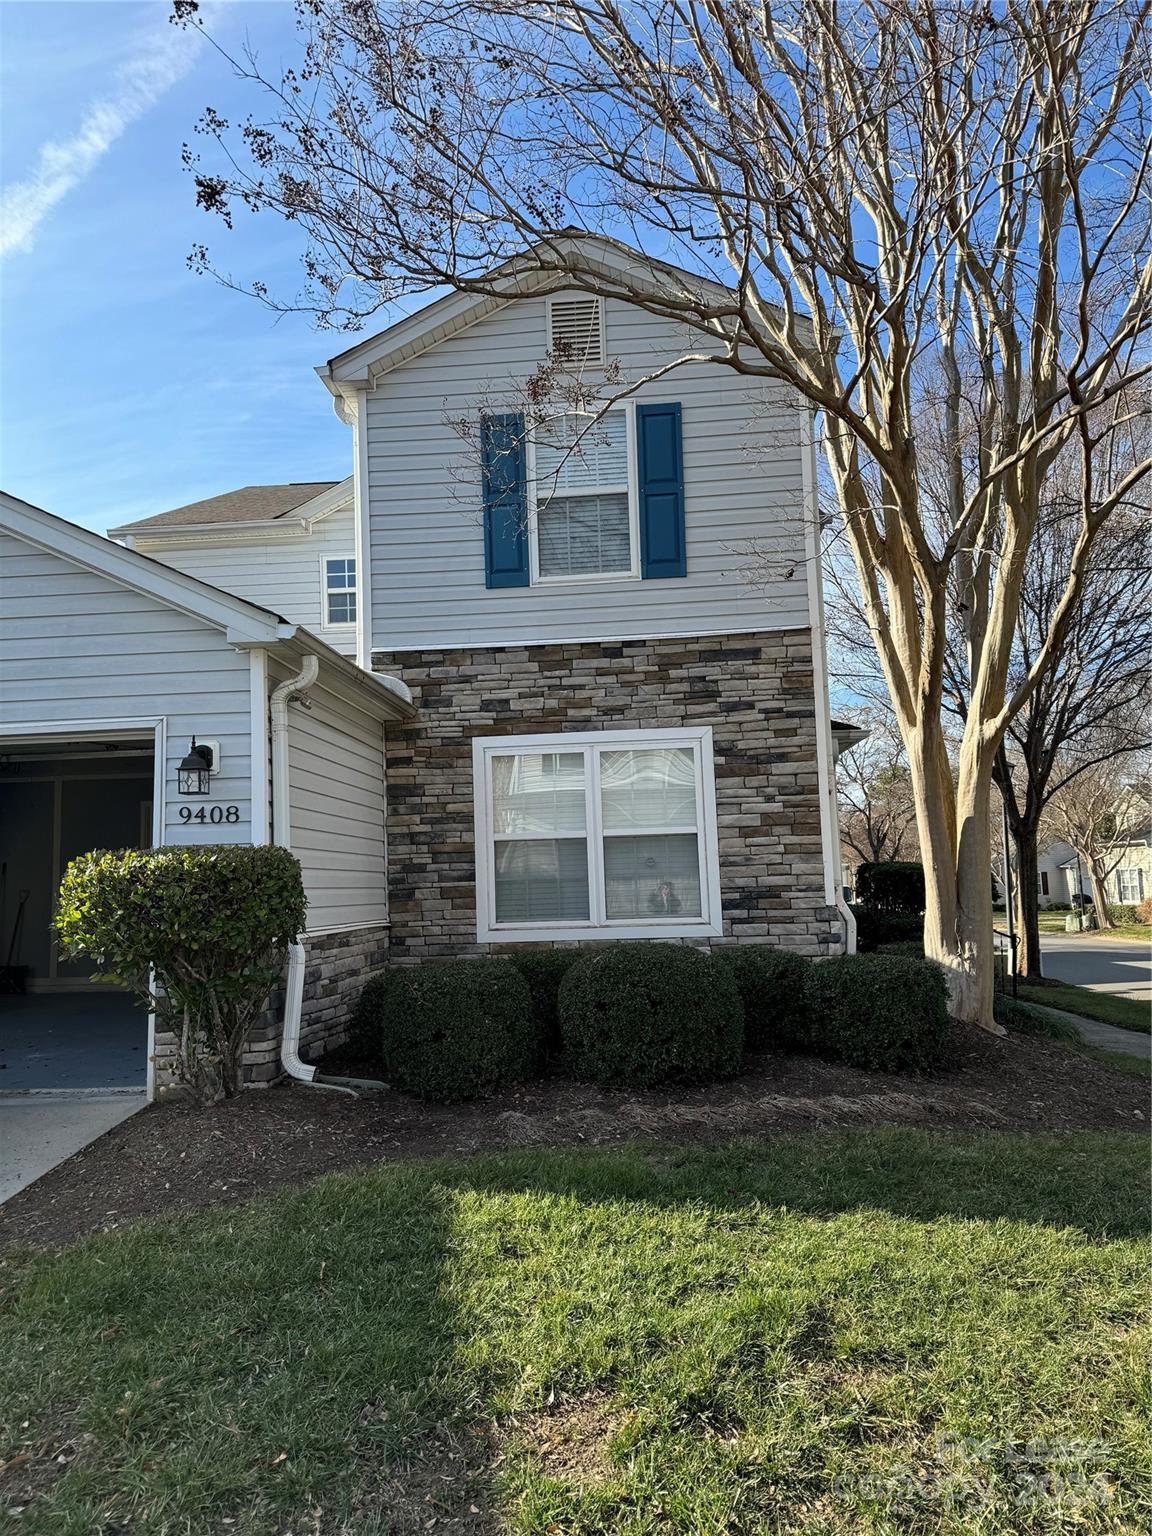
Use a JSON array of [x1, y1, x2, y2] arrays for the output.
[[903, 721, 1002, 1031], [1088, 866, 1114, 929], [1011, 827, 1042, 979]]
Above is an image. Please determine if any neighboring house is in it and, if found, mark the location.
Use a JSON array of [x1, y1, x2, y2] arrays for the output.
[[1059, 834, 1152, 907], [1036, 838, 1076, 906], [4, 234, 858, 1098], [0, 491, 413, 1088], [111, 480, 360, 656]]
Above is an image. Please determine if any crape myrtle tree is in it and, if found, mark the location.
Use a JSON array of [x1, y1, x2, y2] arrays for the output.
[[176, 0, 1152, 1029], [828, 437, 1151, 978]]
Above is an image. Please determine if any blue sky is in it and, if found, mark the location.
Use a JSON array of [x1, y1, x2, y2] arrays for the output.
[[0, 1, 356, 533]]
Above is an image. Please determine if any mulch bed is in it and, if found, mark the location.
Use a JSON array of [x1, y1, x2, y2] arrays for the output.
[[1, 1025, 1145, 1253]]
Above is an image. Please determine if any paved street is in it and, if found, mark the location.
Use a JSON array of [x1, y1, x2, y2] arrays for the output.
[[1040, 934, 1152, 1006]]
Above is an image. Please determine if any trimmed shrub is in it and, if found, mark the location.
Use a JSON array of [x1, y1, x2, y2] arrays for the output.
[[711, 946, 812, 1049], [850, 906, 923, 951], [559, 943, 743, 1088], [506, 948, 584, 1062], [807, 954, 950, 1073], [54, 844, 306, 1102], [353, 960, 534, 1101], [1107, 903, 1140, 927], [1137, 898, 1152, 926], [855, 861, 925, 915]]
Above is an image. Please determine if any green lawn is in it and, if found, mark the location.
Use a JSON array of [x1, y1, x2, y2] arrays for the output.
[[1016, 980, 1151, 1034], [2, 1132, 1147, 1535], [1036, 914, 1150, 943]]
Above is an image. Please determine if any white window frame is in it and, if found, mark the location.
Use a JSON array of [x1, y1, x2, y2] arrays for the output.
[[526, 403, 641, 586], [472, 725, 724, 943], [320, 553, 358, 629], [1117, 868, 1144, 903]]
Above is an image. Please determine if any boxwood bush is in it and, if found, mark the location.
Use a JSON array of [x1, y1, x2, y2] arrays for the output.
[[854, 861, 925, 914], [850, 906, 924, 951], [711, 945, 812, 1050], [354, 959, 534, 1101], [505, 948, 583, 1063], [807, 954, 950, 1073], [559, 943, 743, 1088], [54, 844, 305, 1103]]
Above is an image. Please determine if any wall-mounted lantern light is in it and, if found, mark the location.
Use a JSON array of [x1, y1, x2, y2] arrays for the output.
[[177, 738, 214, 795]]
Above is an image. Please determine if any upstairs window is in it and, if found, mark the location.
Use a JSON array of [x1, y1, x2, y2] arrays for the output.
[[532, 409, 635, 580], [548, 295, 604, 368], [473, 726, 722, 942], [323, 555, 357, 626]]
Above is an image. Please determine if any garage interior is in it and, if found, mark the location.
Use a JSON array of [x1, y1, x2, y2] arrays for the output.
[[0, 738, 154, 1091]]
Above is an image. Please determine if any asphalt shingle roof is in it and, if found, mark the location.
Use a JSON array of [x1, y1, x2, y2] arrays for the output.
[[116, 482, 338, 533]]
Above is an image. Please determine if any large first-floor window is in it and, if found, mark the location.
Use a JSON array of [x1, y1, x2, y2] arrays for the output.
[[1117, 868, 1144, 903], [472, 727, 723, 942]]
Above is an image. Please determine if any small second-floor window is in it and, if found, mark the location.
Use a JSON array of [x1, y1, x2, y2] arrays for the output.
[[532, 409, 635, 580], [324, 556, 357, 625], [1117, 868, 1144, 902]]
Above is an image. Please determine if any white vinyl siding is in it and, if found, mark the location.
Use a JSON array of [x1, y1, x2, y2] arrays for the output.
[[284, 673, 388, 932], [0, 533, 254, 845], [363, 295, 811, 649], [133, 503, 358, 653], [473, 726, 722, 942]]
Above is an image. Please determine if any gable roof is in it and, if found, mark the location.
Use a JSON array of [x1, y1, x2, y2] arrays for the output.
[[110, 479, 347, 537], [0, 489, 414, 719], [317, 230, 787, 401]]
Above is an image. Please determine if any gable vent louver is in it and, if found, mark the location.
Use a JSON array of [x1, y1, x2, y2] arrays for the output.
[[549, 296, 604, 368]]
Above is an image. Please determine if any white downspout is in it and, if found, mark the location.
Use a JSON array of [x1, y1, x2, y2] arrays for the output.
[[268, 656, 340, 1089]]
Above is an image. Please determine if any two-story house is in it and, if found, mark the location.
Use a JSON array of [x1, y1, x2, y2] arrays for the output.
[[110, 478, 360, 656], [3, 235, 852, 1096]]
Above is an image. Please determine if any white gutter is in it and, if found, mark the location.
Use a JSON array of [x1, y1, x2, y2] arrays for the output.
[[802, 411, 857, 955], [268, 656, 353, 1091]]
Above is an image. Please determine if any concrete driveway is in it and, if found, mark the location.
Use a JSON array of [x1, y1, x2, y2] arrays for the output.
[[1040, 933, 1152, 1006], [0, 993, 148, 1204]]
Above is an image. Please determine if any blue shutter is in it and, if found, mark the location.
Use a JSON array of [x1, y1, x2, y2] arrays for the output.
[[481, 412, 529, 588], [637, 402, 686, 579]]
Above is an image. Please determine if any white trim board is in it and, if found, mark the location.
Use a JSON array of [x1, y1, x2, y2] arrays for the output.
[[369, 618, 812, 656]]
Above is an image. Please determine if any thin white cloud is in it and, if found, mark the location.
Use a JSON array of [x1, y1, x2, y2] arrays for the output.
[[0, 9, 213, 258]]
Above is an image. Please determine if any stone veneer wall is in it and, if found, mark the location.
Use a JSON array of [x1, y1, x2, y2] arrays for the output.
[[152, 921, 389, 1090], [373, 629, 844, 960]]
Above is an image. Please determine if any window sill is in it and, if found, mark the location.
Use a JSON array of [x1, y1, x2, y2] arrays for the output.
[[529, 571, 641, 587], [478, 917, 724, 944]]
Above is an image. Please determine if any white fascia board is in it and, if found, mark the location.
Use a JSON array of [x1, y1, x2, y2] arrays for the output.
[[1, 490, 292, 644], [236, 626, 416, 722], [317, 232, 812, 389]]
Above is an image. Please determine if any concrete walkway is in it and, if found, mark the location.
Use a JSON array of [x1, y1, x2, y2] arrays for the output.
[[1, 1092, 145, 1205], [1023, 1002, 1151, 1059]]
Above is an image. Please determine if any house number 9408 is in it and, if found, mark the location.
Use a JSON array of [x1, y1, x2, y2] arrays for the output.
[[178, 805, 241, 824]]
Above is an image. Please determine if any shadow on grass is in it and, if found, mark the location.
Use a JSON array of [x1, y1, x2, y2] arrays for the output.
[[1, 1129, 1146, 1534]]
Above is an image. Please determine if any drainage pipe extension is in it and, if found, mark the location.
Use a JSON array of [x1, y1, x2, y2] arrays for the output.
[[268, 657, 357, 1093]]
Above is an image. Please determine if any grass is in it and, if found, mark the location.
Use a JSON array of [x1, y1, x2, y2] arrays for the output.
[[2, 1131, 1148, 1535], [1037, 912, 1151, 943], [1016, 980, 1150, 1034]]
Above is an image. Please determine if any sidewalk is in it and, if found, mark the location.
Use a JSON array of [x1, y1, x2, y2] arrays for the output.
[[1024, 1004, 1150, 1059]]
